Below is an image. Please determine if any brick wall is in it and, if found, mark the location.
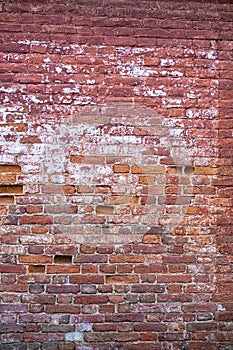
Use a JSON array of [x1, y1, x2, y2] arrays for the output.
[[0, 1, 232, 349]]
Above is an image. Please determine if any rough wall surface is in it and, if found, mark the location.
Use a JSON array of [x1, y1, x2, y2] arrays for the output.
[[0, 1, 233, 349]]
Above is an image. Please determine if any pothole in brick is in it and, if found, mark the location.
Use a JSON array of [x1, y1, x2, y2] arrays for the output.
[[41, 103, 193, 244]]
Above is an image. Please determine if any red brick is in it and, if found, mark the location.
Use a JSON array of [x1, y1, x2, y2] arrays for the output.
[[109, 255, 144, 263], [117, 264, 133, 273], [74, 295, 108, 304], [47, 285, 80, 294], [134, 323, 167, 331], [0, 195, 14, 204], [21, 295, 55, 304], [28, 245, 44, 254], [0, 174, 16, 183], [0, 265, 26, 273], [0, 164, 21, 173], [19, 215, 53, 225], [20, 136, 42, 143], [217, 284, 233, 294], [28, 265, 46, 274], [46, 305, 80, 314], [186, 322, 217, 332], [0, 185, 23, 194], [47, 265, 80, 274], [106, 275, 139, 285], [31, 226, 49, 234], [63, 185, 76, 194], [134, 264, 166, 274], [19, 255, 52, 264], [70, 275, 104, 285], [113, 164, 130, 173], [157, 274, 192, 283], [132, 244, 166, 254], [93, 323, 117, 331], [26, 205, 43, 214], [132, 165, 164, 174]]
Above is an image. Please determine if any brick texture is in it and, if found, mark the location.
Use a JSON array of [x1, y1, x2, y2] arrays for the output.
[[0, 0, 233, 349]]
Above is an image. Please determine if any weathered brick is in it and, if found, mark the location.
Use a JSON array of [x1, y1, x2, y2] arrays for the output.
[[134, 323, 167, 331], [69, 275, 105, 285], [96, 205, 114, 215], [0, 165, 21, 173], [20, 136, 42, 143], [19, 216, 52, 225], [26, 205, 43, 214], [113, 164, 130, 173], [0, 185, 23, 194], [0, 265, 26, 273], [186, 322, 217, 332], [0, 2, 232, 348], [47, 265, 80, 274], [19, 255, 52, 264], [0, 174, 16, 183], [131, 165, 164, 174], [28, 265, 46, 274], [0, 195, 14, 204], [142, 234, 161, 244], [109, 255, 144, 263], [106, 275, 139, 284]]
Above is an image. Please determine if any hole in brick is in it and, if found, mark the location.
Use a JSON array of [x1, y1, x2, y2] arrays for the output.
[[54, 255, 72, 264], [28, 265, 45, 274], [184, 166, 194, 174]]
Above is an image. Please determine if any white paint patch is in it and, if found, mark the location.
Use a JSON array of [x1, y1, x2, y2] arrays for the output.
[[2, 96, 9, 102], [145, 89, 166, 97], [0, 155, 15, 163], [17, 40, 47, 47], [160, 58, 175, 66], [62, 64, 74, 73], [206, 51, 216, 60], [0, 86, 17, 93], [187, 91, 196, 99], [63, 86, 80, 94], [217, 304, 226, 311], [171, 71, 183, 77], [117, 61, 157, 77], [55, 67, 62, 74], [70, 44, 85, 54], [73, 97, 94, 105], [17, 40, 31, 45], [29, 96, 43, 104], [162, 98, 182, 107], [65, 332, 84, 342], [43, 58, 51, 64]]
